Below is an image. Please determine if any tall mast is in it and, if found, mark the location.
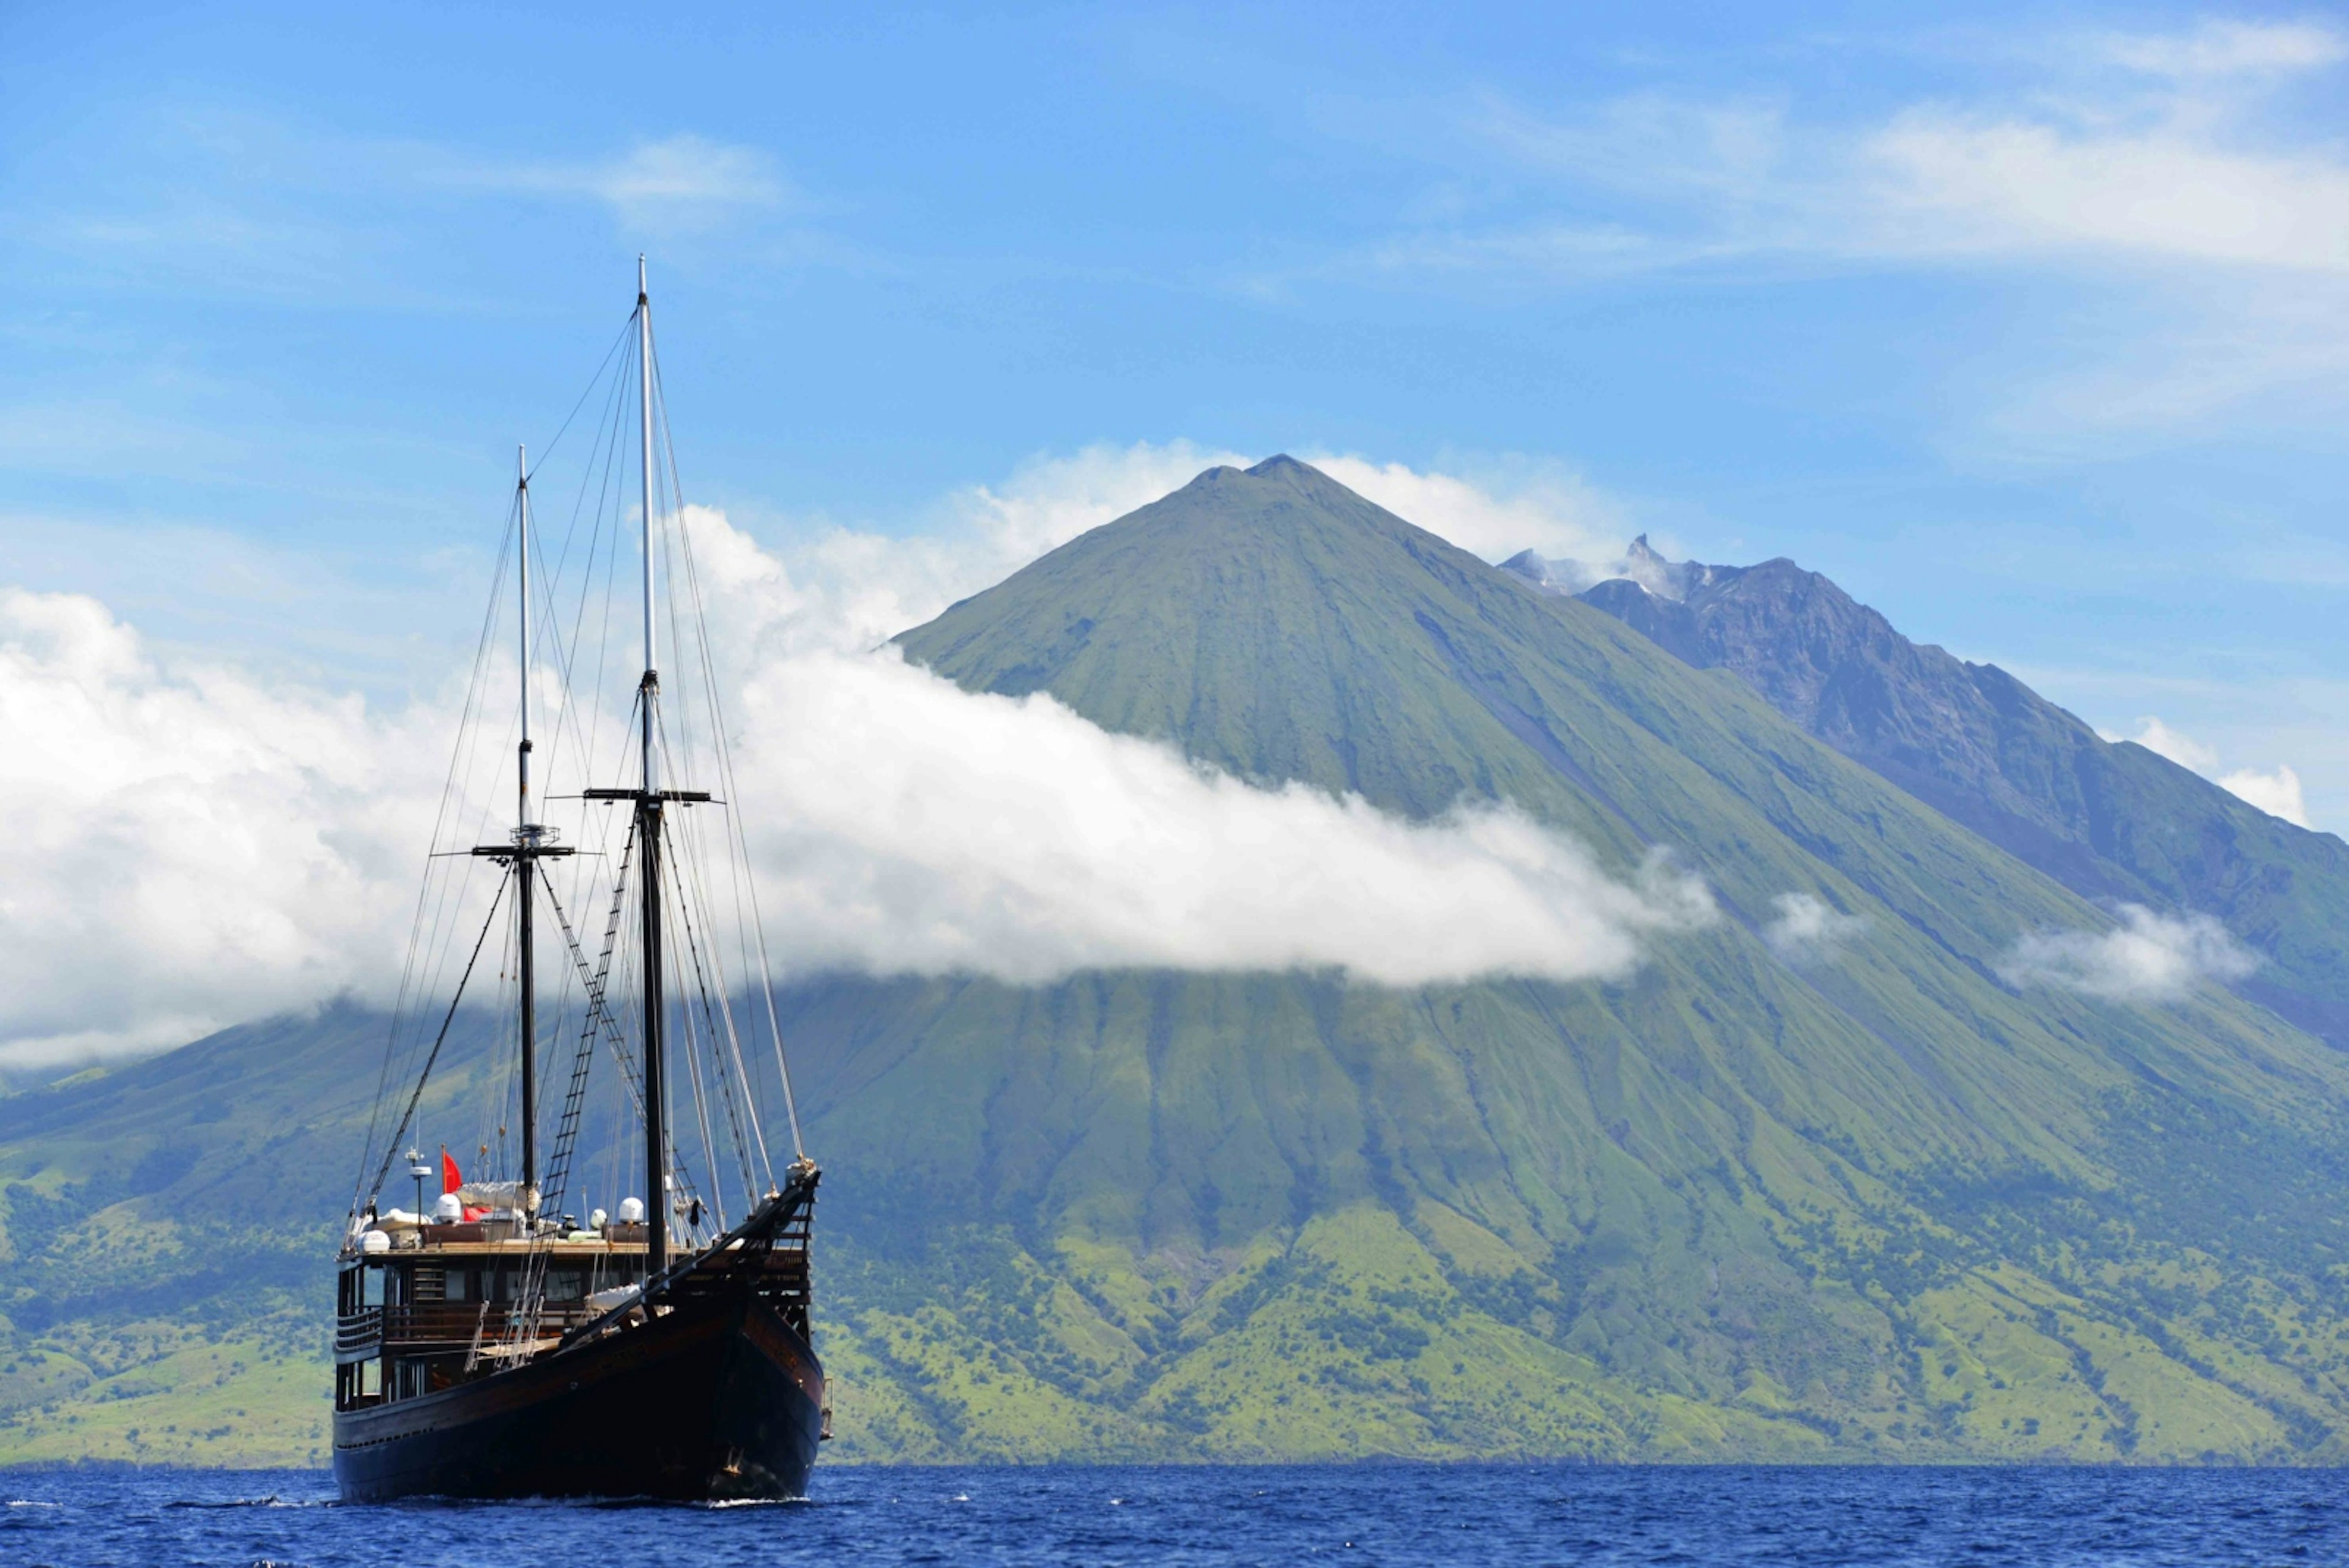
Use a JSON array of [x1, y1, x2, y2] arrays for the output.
[[638, 253, 658, 798], [516, 444, 537, 1198], [636, 256, 668, 1273]]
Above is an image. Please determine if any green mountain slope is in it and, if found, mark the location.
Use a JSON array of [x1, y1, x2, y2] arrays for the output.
[[1557, 538, 2349, 1048], [866, 456, 2349, 1459], [0, 1008, 503, 1465], [7, 455, 2349, 1465]]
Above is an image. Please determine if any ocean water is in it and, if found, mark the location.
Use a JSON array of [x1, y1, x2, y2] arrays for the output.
[[2, 1464, 2342, 1567]]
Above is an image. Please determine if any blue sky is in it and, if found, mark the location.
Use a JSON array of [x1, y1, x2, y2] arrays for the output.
[[3, 2, 2345, 827]]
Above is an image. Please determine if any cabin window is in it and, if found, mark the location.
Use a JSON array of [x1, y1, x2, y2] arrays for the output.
[[547, 1268, 584, 1300], [446, 1268, 475, 1302], [360, 1266, 387, 1307]]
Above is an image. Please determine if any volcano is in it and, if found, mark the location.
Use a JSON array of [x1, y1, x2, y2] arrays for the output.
[[7, 456, 2349, 1465]]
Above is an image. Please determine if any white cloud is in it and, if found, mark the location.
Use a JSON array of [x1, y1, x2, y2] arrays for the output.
[[675, 499, 1713, 984], [951, 443, 1630, 574], [425, 133, 790, 231], [0, 457, 1704, 1069], [24, 115, 805, 307], [751, 445, 1633, 661], [2101, 714, 2312, 826], [730, 647, 1713, 987], [2115, 715, 2220, 771], [1763, 891, 1867, 965], [589, 136, 787, 228], [1999, 904, 2258, 1001], [948, 440, 1256, 578], [1417, 20, 2349, 437], [1299, 453, 1627, 563], [0, 589, 452, 1068], [1468, 57, 2349, 286], [2099, 20, 2348, 80], [1860, 108, 2349, 274], [743, 441, 1252, 656], [2219, 764, 2310, 828]]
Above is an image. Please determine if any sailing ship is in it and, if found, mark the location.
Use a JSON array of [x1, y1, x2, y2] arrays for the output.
[[333, 261, 826, 1501]]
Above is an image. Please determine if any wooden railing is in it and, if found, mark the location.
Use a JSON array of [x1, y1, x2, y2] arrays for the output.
[[334, 1239, 815, 1365], [335, 1301, 601, 1361], [333, 1306, 383, 1359], [382, 1301, 601, 1345]]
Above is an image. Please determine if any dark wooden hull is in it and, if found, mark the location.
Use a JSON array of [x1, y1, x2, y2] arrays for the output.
[[332, 1288, 824, 1502]]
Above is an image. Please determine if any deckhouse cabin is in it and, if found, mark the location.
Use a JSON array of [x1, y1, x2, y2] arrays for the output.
[[333, 1205, 812, 1412]]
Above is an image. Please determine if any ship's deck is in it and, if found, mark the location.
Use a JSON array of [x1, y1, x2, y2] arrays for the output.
[[364, 1217, 675, 1253], [332, 1217, 809, 1403]]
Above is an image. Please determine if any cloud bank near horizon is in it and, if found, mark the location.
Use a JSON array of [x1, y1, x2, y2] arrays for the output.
[[0, 457, 1690, 1069], [9, 444, 2304, 1071]]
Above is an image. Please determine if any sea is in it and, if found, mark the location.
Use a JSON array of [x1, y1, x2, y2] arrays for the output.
[[2, 1464, 2342, 1567]]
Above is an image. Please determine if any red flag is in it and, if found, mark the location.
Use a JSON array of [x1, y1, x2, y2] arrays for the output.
[[441, 1148, 461, 1197]]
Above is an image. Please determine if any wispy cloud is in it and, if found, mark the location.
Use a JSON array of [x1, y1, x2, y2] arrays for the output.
[[2096, 18, 2348, 79], [1357, 18, 2349, 440], [2115, 715, 2219, 772], [2000, 904, 2258, 1002], [749, 441, 1638, 661], [2104, 715, 2312, 827], [744, 441, 1255, 656], [19, 111, 806, 307], [2017, 661, 2345, 832], [1449, 20, 2349, 273], [427, 133, 793, 231], [1764, 891, 1868, 965], [1857, 102, 2349, 273], [1299, 453, 1628, 563]]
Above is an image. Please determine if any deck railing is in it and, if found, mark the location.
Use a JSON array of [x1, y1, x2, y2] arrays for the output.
[[333, 1306, 383, 1358], [333, 1242, 812, 1363], [384, 1301, 602, 1345]]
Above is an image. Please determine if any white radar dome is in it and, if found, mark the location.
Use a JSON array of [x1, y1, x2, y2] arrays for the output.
[[434, 1192, 464, 1222], [617, 1197, 646, 1223], [360, 1229, 391, 1254]]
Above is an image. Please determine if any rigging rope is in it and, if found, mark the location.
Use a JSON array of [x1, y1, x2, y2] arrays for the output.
[[349, 500, 521, 1221], [653, 341, 808, 1162], [670, 805, 773, 1196], [360, 875, 508, 1217], [539, 814, 712, 1225], [352, 286, 814, 1378], [501, 841, 635, 1355], [534, 833, 633, 1221]]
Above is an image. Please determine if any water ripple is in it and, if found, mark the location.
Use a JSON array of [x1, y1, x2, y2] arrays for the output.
[[1, 1465, 2344, 1567]]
